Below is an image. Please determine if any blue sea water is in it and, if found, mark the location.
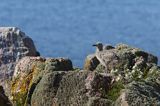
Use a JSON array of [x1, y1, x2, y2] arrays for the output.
[[1, 0, 160, 67]]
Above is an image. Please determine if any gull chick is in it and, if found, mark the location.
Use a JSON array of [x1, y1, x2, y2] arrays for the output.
[[93, 42, 117, 73]]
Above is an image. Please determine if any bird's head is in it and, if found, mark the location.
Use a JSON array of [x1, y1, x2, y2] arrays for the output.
[[93, 42, 103, 52]]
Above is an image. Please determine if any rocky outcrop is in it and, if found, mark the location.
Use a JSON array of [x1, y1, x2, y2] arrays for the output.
[[0, 27, 39, 95], [9, 43, 160, 106], [84, 43, 160, 105], [0, 28, 160, 106], [10, 43, 160, 106], [84, 44, 158, 73], [11, 56, 115, 106]]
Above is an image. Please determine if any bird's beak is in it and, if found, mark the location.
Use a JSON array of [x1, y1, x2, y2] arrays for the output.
[[92, 44, 97, 46]]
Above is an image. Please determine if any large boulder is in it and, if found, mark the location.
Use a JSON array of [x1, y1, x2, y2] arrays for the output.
[[54, 71, 112, 106], [0, 27, 39, 94], [11, 56, 73, 106]]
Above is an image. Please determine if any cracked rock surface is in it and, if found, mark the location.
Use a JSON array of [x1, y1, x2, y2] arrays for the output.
[[0, 27, 38, 96]]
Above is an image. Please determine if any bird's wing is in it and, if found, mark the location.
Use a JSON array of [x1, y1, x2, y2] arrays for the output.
[[96, 50, 118, 67]]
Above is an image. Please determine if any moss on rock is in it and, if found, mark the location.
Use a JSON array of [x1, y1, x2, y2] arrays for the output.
[[107, 81, 125, 101], [11, 56, 73, 106]]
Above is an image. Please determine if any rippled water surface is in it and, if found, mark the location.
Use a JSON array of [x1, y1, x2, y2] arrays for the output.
[[1, 0, 160, 67]]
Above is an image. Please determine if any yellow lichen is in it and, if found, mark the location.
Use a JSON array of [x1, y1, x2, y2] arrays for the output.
[[84, 59, 92, 70]]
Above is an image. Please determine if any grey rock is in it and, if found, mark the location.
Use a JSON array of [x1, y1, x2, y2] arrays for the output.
[[115, 80, 160, 106], [31, 72, 66, 106], [11, 56, 73, 106], [54, 71, 112, 106], [0, 27, 38, 95]]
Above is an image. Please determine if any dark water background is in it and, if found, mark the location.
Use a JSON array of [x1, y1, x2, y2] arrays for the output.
[[1, 0, 160, 67]]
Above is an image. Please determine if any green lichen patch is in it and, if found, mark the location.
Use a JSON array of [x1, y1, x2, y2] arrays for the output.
[[31, 71, 67, 106], [107, 81, 125, 101]]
